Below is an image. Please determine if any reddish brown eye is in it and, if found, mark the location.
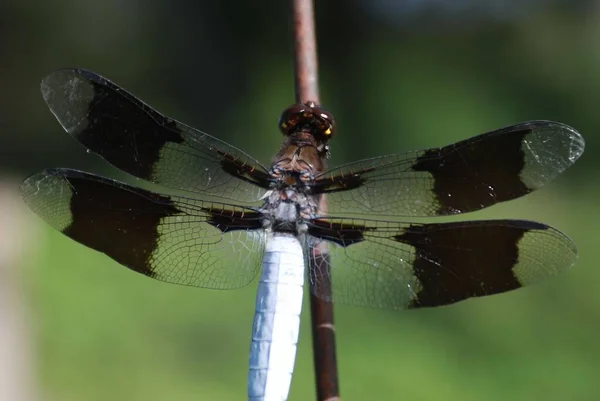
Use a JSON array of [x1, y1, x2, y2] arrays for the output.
[[312, 107, 336, 139], [278, 103, 308, 135]]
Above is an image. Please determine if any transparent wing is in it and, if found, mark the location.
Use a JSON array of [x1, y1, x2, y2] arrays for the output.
[[21, 168, 265, 289], [313, 121, 584, 217], [40, 69, 270, 205], [306, 218, 577, 309]]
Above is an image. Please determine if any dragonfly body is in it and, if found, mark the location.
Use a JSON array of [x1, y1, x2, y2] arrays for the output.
[[250, 113, 331, 400], [22, 69, 584, 401], [249, 234, 304, 401]]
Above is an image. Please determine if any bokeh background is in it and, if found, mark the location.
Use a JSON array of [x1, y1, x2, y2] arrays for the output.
[[1, 1, 599, 400]]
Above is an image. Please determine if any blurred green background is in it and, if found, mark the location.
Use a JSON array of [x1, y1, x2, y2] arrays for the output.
[[1, 1, 599, 400]]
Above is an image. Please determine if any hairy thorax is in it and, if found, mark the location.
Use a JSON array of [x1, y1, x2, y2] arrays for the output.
[[260, 142, 324, 234]]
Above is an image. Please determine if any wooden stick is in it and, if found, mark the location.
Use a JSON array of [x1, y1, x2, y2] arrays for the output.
[[290, 1, 341, 400]]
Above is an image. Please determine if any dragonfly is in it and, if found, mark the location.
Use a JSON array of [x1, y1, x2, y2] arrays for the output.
[[21, 69, 584, 401]]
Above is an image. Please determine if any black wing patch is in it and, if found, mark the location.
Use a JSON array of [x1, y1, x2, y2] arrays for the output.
[[311, 121, 584, 217], [307, 218, 577, 309], [40, 69, 271, 204], [21, 168, 265, 289]]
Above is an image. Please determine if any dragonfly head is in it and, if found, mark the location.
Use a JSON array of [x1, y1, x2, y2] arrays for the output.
[[278, 102, 336, 143]]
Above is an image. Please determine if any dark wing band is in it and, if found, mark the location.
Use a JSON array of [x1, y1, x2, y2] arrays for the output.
[[21, 168, 265, 289], [41, 69, 271, 204], [312, 121, 584, 217], [306, 217, 577, 309]]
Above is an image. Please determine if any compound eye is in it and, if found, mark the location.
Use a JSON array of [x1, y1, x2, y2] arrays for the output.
[[278, 103, 309, 135], [313, 107, 336, 139]]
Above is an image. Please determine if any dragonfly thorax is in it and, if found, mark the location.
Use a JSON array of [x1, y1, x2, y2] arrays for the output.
[[260, 187, 318, 235]]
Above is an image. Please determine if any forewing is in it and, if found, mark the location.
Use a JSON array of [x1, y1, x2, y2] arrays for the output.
[[313, 121, 584, 217], [306, 218, 577, 309], [21, 168, 265, 289], [40, 69, 270, 204]]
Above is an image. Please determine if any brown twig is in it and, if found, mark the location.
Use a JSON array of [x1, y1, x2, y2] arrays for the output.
[[291, 0, 320, 104], [290, 1, 341, 400]]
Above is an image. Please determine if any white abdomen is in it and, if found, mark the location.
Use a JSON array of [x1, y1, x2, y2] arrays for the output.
[[248, 234, 305, 401]]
